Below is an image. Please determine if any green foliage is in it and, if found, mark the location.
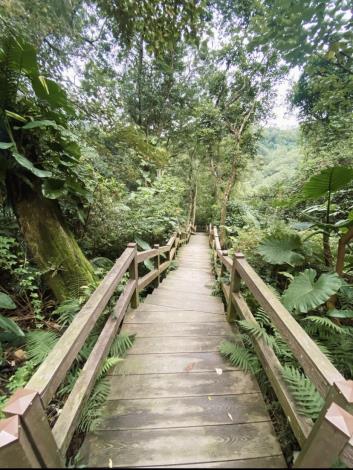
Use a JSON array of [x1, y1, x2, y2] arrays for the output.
[[0, 313, 24, 337], [282, 269, 341, 313], [0, 292, 16, 309], [51, 299, 81, 328], [302, 167, 353, 199], [109, 332, 135, 357], [219, 339, 260, 374], [7, 360, 35, 392], [282, 366, 324, 419], [26, 331, 59, 365], [258, 234, 304, 267]]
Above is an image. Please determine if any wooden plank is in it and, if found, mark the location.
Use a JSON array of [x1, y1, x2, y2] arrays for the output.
[[121, 322, 234, 338], [166, 233, 177, 246], [159, 260, 169, 273], [125, 310, 226, 323], [160, 280, 214, 294], [234, 256, 344, 396], [232, 292, 313, 446], [136, 248, 158, 264], [127, 336, 232, 354], [107, 371, 259, 399], [26, 246, 135, 407], [159, 245, 170, 254], [157, 285, 213, 298], [138, 269, 159, 290], [143, 295, 224, 313], [151, 455, 286, 468], [98, 393, 270, 430], [110, 352, 237, 375], [52, 280, 136, 455], [170, 247, 176, 260], [82, 421, 282, 467]]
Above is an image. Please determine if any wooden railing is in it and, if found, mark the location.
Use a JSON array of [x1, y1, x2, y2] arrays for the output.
[[0, 224, 194, 467], [208, 224, 353, 469]]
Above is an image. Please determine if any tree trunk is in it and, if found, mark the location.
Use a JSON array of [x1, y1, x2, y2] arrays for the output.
[[219, 154, 238, 246], [336, 226, 353, 276], [8, 178, 96, 302], [323, 232, 333, 268]]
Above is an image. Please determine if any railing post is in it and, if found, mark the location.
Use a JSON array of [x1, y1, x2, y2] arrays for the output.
[[0, 415, 41, 468], [154, 244, 160, 286], [3, 388, 64, 467], [227, 253, 243, 321], [294, 402, 353, 468], [295, 380, 353, 468], [128, 242, 139, 308]]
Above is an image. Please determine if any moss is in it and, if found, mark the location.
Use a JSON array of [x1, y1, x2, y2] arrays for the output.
[[12, 184, 96, 301]]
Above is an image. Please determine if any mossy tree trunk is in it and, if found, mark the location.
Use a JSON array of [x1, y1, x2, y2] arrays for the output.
[[8, 178, 96, 302]]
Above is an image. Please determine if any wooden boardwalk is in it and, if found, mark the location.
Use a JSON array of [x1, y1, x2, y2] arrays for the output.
[[82, 233, 285, 468]]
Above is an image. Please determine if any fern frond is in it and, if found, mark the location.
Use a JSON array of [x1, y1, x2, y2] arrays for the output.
[[26, 331, 59, 366], [282, 365, 324, 419], [254, 307, 272, 327], [109, 332, 135, 357], [219, 340, 260, 374], [302, 316, 346, 336], [52, 298, 81, 328], [78, 377, 110, 432], [98, 356, 122, 379], [238, 320, 275, 347]]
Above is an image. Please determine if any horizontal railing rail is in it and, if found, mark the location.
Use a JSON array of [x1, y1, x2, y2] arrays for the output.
[[0, 223, 193, 467], [208, 223, 353, 468]]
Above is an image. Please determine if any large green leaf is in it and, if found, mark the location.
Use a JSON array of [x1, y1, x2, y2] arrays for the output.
[[42, 179, 67, 199], [258, 234, 304, 266], [282, 269, 342, 313], [0, 142, 14, 149], [31, 76, 74, 113], [303, 167, 353, 199], [4, 37, 38, 76], [0, 315, 24, 336], [12, 151, 52, 178], [21, 120, 58, 130], [0, 292, 16, 310]]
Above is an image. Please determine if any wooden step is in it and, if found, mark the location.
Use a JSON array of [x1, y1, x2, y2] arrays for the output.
[[98, 393, 270, 430], [81, 421, 283, 468], [110, 351, 237, 375]]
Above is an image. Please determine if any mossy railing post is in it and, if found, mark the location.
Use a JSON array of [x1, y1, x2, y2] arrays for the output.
[[226, 253, 243, 321], [154, 244, 160, 287], [128, 242, 139, 308]]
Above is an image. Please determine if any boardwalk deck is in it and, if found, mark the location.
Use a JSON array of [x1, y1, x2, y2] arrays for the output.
[[81, 233, 285, 468]]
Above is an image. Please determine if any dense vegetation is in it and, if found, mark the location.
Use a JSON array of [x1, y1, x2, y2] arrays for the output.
[[0, 0, 352, 465]]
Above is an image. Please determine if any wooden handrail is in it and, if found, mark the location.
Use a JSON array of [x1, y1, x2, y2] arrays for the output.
[[208, 224, 353, 468], [0, 223, 193, 467], [26, 246, 136, 407]]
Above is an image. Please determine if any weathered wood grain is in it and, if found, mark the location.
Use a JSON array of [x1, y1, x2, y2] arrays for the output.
[[125, 310, 226, 323], [109, 352, 237, 375], [107, 371, 259, 399], [98, 393, 269, 430], [127, 335, 234, 354], [121, 322, 233, 337], [82, 422, 282, 467]]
